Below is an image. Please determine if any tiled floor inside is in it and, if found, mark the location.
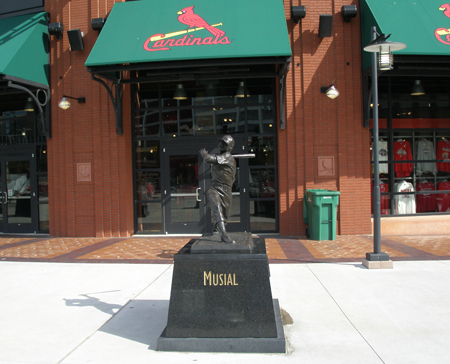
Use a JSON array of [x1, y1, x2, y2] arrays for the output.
[[1, 234, 450, 263]]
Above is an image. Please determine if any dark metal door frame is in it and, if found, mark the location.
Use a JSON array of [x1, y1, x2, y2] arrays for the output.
[[0, 152, 38, 233], [161, 137, 249, 235]]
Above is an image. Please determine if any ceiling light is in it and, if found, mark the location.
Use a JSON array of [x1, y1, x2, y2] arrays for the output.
[[173, 84, 187, 100], [411, 80, 425, 96], [24, 97, 34, 112], [236, 81, 250, 98]]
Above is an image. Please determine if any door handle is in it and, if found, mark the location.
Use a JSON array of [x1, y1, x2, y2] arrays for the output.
[[196, 187, 201, 202], [2, 191, 7, 205]]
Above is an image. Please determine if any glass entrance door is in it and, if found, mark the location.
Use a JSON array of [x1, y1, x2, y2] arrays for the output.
[[164, 149, 206, 234], [0, 155, 37, 233], [163, 140, 247, 235]]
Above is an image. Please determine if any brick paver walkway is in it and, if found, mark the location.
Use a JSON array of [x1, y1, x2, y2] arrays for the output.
[[1, 234, 450, 263]]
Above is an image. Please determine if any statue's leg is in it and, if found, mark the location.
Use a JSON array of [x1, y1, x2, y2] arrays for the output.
[[212, 222, 218, 234], [217, 221, 235, 244], [206, 188, 223, 233]]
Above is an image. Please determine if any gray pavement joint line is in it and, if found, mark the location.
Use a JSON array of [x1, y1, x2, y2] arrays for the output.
[[56, 264, 173, 364], [305, 264, 386, 364]]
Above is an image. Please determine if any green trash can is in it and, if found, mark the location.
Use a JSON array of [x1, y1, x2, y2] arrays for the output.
[[303, 189, 340, 241]]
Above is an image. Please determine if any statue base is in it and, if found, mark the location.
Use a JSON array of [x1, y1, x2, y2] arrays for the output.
[[157, 233, 285, 353], [191, 232, 253, 254]]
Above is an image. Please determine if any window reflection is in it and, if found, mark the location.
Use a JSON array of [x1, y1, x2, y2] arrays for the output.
[[137, 171, 161, 201], [137, 202, 162, 233], [135, 110, 159, 137], [136, 140, 160, 169], [250, 201, 276, 231], [0, 110, 39, 145], [248, 136, 275, 166], [249, 169, 275, 198]]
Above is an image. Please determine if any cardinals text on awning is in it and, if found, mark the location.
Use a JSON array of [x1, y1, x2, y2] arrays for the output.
[[143, 5, 231, 52]]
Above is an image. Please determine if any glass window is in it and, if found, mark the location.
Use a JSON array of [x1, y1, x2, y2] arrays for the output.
[[133, 75, 278, 234], [249, 168, 275, 198], [137, 202, 162, 233], [247, 107, 275, 134], [37, 146, 47, 172], [39, 204, 49, 232], [250, 201, 276, 231], [136, 140, 160, 169], [248, 136, 275, 166], [38, 175, 48, 201], [136, 171, 161, 201], [0, 110, 37, 145], [135, 110, 160, 137]]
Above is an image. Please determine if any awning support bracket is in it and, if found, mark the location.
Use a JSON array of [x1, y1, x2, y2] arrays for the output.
[[279, 57, 291, 130], [7, 81, 50, 138], [91, 74, 123, 135]]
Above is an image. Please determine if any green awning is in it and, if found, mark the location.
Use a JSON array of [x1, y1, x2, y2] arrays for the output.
[[361, 0, 450, 69], [85, 0, 290, 67], [0, 12, 49, 87]]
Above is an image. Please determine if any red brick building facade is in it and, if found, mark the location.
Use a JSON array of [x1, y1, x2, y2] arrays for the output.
[[44, 0, 370, 237], [3, 0, 449, 237]]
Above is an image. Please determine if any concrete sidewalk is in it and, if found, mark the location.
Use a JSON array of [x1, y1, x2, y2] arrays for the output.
[[1, 260, 450, 364]]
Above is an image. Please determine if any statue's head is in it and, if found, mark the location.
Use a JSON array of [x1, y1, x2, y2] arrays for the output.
[[218, 135, 235, 152]]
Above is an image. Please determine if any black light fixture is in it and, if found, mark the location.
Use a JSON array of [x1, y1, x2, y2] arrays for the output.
[[67, 29, 84, 51], [91, 18, 106, 32], [24, 97, 35, 112], [48, 22, 64, 39], [342, 5, 357, 23], [58, 95, 86, 110], [204, 83, 216, 97], [236, 81, 250, 98], [411, 80, 425, 96], [173, 84, 187, 100], [364, 33, 406, 71], [321, 84, 339, 99], [292, 6, 306, 23], [363, 26, 406, 268], [318, 14, 333, 38]]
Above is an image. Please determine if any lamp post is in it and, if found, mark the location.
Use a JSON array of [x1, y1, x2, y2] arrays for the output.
[[363, 27, 406, 267]]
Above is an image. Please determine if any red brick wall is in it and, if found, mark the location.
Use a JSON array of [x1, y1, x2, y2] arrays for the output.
[[46, 0, 134, 237], [45, 0, 371, 237], [279, 0, 372, 236]]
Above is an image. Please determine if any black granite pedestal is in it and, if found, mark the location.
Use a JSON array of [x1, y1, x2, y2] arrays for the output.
[[157, 233, 285, 353]]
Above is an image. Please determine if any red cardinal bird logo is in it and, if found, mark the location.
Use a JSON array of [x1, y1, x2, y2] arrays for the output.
[[177, 6, 225, 39], [436, 4, 450, 45], [144, 5, 231, 52], [440, 3, 450, 18]]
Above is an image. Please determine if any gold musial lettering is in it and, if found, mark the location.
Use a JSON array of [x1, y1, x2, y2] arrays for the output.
[[203, 271, 238, 286]]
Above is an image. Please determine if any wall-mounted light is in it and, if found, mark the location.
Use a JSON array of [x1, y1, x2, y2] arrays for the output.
[[58, 95, 86, 110], [321, 84, 339, 99], [67, 29, 84, 51], [24, 97, 35, 112], [91, 18, 106, 32], [48, 22, 64, 39], [411, 80, 425, 96], [292, 6, 306, 23], [173, 84, 187, 100], [236, 81, 250, 98], [342, 5, 357, 23], [319, 14, 333, 37]]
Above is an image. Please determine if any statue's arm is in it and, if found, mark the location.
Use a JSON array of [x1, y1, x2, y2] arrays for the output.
[[199, 148, 216, 163]]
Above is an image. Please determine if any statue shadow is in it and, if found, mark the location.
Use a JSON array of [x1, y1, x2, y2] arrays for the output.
[[63, 295, 169, 349], [63, 294, 123, 316], [97, 299, 169, 349]]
